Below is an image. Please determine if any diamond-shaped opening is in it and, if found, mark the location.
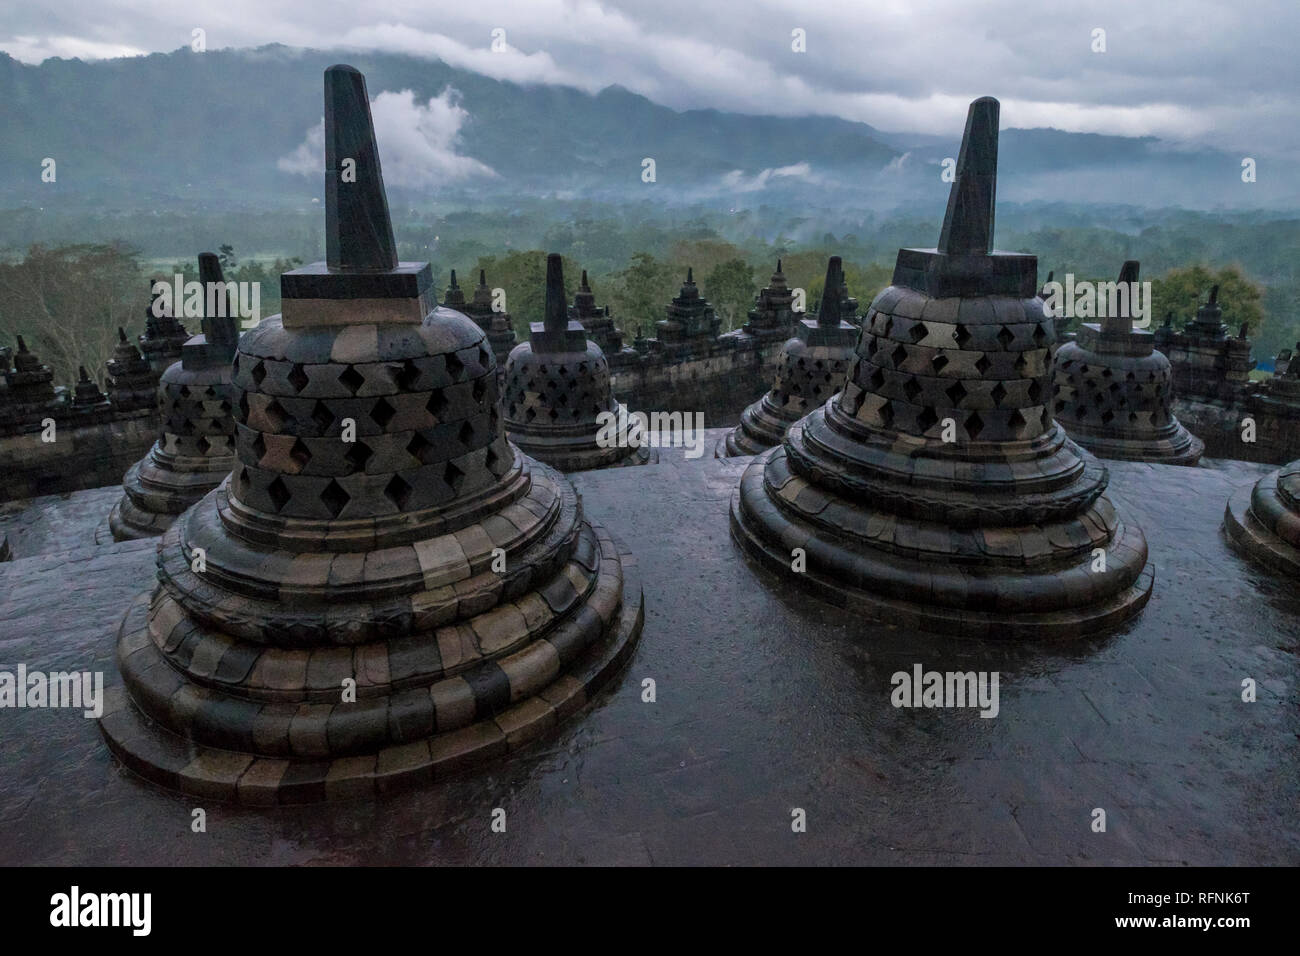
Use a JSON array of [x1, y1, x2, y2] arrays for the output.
[[267, 475, 291, 513], [251, 432, 267, 462], [1008, 408, 1027, 432], [954, 325, 972, 347], [990, 382, 1007, 406], [311, 400, 333, 432], [1013, 352, 1027, 373], [996, 326, 1015, 348], [446, 351, 465, 381], [407, 431, 435, 465], [931, 353, 949, 373], [251, 361, 267, 387], [320, 478, 351, 517], [965, 410, 984, 439], [179, 385, 191, 398], [1055, 400, 1066, 413], [344, 441, 372, 472], [1101, 410, 1115, 425], [427, 389, 448, 420], [879, 401, 896, 428], [262, 398, 289, 431], [903, 377, 923, 402], [1028, 380, 1043, 403], [338, 366, 365, 395], [917, 406, 938, 433], [472, 377, 488, 405], [287, 364, 310, 393], [443, 460, 465, 494], [196, 435, 211, 455], [974, 354, 991, 376], [395, 360, 420, 391], [370, 397, 396, 429], [458, 420, 475, 447], [290, 438, 312, 471], [1040, 407, 1052, 429], [478, 344, 492, 370], [866, 338, 878, 357], [1033, 323, 1048, 345], [890, 344, 908, 367], [868, 367, 886, 391], [883, 317, 894, 337], [908, 322, 927, 344], [946, 381, 968, 405]]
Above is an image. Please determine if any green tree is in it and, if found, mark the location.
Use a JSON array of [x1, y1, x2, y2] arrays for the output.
[[1151, 264, 1265, 342], [0, 242, 143, 387], [703, 259, 756, 332], [610, 252, 674, 336]]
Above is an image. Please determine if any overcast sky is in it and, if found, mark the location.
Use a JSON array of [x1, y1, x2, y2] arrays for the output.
[[3, 0, 1296, 155]]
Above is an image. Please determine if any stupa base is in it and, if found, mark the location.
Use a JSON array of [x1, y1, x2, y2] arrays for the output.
[[108, 455, 237, 541], [507, 433, 657, 472], [1223, 469, 1300, 577], [730, 445, 1153, 640], [98, 524, 644, 805], [1061, 425, 1204, 467]]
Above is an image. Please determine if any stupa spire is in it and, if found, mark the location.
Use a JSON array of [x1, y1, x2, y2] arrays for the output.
[[818, 256, 846, 326], [544, 253, 569, 332], [937, 96, 999, 256], [197, 252, 238, 360], [324, 64, 398, 272]]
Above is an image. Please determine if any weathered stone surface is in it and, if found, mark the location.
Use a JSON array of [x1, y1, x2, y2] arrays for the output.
[[1224, 458, 1300, 577], [0, 447, 1295, 863]]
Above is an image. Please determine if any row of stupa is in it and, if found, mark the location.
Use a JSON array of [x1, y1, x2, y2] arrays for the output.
[[12, 68, 1286, 803]]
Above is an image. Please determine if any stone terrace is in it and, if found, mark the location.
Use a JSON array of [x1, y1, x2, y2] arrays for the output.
[[0, 431, 1295, 864]]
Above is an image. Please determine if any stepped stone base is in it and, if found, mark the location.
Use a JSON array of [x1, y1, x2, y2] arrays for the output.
[[729, 410, 1154, 641], [99, 511, 643, 805], [1223, 463, 1300, 577], [1058, 423, 1204, 466]]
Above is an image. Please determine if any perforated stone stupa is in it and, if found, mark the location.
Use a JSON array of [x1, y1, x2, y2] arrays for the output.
[[1050, 261, 1203, 465], [98, 65, 643, 803], [503, 254, 651, 471], [730, 97, 1153, 638], [138, 281, 191, 375], [108, 254, 241, 541], [719, 256, 859, 457], [105, 328, 159, 411]]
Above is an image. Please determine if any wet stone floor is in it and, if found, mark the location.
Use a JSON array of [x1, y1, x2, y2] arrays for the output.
[[0, 432, 1296, 865]]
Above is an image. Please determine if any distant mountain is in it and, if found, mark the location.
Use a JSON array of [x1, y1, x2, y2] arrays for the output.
[[0, 45, 1291, 211]]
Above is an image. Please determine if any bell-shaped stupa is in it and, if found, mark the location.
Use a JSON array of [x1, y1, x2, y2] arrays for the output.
[[1050, 261, 1203, 464], [719, 256, 859, 457], [98, 66, 644, 803], [108, 253, 240, 541], [502, 254, 651, 471], [730, 97, 1152, 638]]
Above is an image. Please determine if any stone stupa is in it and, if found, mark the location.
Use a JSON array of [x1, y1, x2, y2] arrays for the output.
[[1050, 260, 1203, 465], [570, 269, 625, 357], [1225, 459, 1300, 577], [730, 97, 1153, 638], [739, 260, 802, 343], [461, 269, 518, 372], [655, 267, 721, 360], [108, 253, 240, 541], [502, 254, 652, 471], [98, 65, 644, 804], [138, 280, 191, 375], [105, 328, 158, 412], [718, 256, 859, 457]]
